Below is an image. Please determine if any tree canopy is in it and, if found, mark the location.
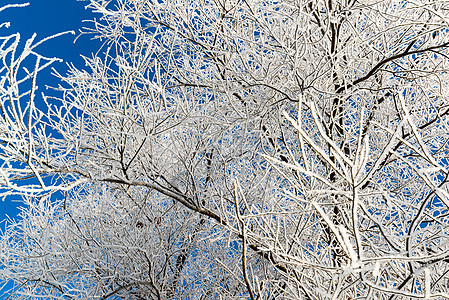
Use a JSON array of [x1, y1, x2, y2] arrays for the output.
[[2, 0, 449, 299]]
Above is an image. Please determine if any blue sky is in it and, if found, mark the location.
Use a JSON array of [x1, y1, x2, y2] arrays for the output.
[[0, 0, 100, 222]]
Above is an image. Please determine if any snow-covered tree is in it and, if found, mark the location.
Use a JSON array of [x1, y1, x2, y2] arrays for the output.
[[2, 0, 449, 298]]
